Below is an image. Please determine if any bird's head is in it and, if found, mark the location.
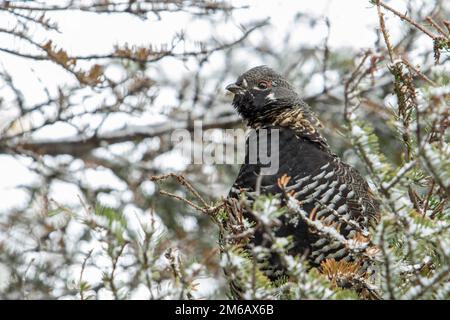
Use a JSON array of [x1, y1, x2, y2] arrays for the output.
[[226, 65, 307, 127]]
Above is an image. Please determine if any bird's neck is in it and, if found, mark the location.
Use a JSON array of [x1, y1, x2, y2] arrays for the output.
[[247, 106, 331, 151], [248, 107, 321, 133]]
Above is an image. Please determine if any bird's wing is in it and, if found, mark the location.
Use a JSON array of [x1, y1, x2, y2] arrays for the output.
[[226, 127, 380, 273], [228, 126, 379, 227], [285, 156, 380, 233]]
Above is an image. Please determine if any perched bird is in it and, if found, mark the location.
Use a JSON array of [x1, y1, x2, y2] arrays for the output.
[[225, 66, 380, 297]]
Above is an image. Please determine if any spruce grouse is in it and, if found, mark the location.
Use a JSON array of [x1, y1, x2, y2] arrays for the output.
[[225, 66, 380, 297]]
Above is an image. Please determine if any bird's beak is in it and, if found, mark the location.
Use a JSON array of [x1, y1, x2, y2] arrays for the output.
[[226, 83, 243, 94]]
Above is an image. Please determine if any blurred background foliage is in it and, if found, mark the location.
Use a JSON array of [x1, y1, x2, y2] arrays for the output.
[[0, 0, 448, 299]]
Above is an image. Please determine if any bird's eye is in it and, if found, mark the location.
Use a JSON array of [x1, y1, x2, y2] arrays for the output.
[[257, 81, 270, 89]]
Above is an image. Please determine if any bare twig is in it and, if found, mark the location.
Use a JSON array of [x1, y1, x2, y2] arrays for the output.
[[401, 57, 437, 86], [376, 0, 395, 62], [79, 249, 94, 300], [376, 1, 437, 40]]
